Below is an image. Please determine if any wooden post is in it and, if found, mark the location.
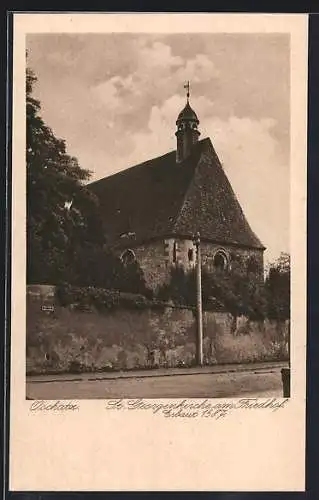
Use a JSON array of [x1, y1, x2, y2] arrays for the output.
[[288, 323, 291, 369], [281, 323, 291, 397], [194, 233, 203, 366]]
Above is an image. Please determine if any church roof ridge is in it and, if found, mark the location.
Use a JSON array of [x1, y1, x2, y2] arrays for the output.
[[89, 138, 209, 187]]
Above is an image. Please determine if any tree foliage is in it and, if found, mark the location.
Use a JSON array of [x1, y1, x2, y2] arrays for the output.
[[206, 257, 267, 320], [27, 64, 148, 296], [157, 266, 197, 305], [63, 243, 151, 296], [27, 66, 105, 284], [158, 253, 290, 321], [158, 261, 265, 320], [265, 252, 290, 320]]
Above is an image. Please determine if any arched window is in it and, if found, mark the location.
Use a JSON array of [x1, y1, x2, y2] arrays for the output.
[[121, 249, 136, 266], [188, 248, 194, 262], [213, 250, 228, 271]]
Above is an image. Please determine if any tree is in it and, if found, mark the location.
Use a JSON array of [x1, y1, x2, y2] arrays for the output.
[[157, 265, 197, 305], [26, 65, 104, 284], [202, 261, 266, 320], [26, 63, 157, 297], [64, 243, 150, 296], [158, 260, 266, 321], [265, 252, 290, 320]]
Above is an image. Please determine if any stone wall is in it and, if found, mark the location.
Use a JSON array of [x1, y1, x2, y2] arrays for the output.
[[26, 285, 289, 375], [133, 241, 171, 290], [123, 239, 264, 290], [200, 242, 264, 277]]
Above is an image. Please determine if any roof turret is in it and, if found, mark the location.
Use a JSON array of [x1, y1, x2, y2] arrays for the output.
[[176, 101, 199, 123]]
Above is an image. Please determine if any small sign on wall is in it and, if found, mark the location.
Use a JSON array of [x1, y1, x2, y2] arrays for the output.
[[41, 305, 55, 312]]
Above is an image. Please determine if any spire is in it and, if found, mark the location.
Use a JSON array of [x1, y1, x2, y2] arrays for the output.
[[175, 82, 201, 163]]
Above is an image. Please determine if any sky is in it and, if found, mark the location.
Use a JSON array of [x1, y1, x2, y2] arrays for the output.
[[27, 33, 290, 264]]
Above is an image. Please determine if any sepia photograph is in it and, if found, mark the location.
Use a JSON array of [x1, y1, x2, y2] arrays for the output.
[[8, 13, 308, 492], [25, 31, 292, 400]]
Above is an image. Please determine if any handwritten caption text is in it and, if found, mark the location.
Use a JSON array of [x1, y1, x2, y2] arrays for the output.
[[105, 397, 289, 419]]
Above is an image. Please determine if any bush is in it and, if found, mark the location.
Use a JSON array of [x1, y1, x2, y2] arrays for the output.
[[157, 265, 196, 305], [55, 284, 153, 312], [157, 264, 266, 320], [64, 244, 151, 296]]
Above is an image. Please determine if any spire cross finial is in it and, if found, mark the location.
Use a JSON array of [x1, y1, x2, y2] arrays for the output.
[[184, 81, 190, 102]]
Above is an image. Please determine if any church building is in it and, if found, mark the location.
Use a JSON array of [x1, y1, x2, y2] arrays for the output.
[[89, 84, 265, 290]]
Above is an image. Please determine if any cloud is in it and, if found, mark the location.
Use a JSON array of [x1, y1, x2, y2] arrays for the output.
[[176, 54, 218, 83], [139, 41, 183, 68], [92, 74, 136, 111], [90, 41, 219, 119], [122, 94, 215, 162]]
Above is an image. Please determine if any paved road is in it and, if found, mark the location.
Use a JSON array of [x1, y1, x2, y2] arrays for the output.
[[26, 365, 285, 399]]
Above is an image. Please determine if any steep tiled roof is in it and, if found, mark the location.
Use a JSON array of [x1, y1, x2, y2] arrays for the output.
[[89, 138, 265, 250]]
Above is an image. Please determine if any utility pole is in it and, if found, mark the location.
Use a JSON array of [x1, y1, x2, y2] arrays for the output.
[[194, 232, 203, 366]]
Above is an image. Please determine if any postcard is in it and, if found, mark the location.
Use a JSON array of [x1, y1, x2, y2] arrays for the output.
[[9, 12, 307, 491]]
